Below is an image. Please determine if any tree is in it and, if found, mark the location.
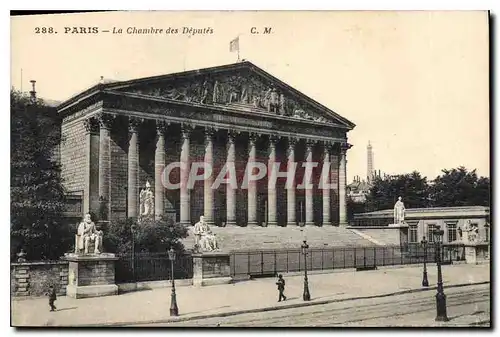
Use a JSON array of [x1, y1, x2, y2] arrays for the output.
[[430, 167, 490, 207], [10, 90, 71, 260], [103, 216, 189, 255], [365, 171, 430, 212]]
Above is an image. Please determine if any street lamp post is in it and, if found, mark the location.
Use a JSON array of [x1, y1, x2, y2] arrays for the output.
[[434, 229, 449, 322], [168, 247, 179, 316], [301, 240, 311, 301], [421, 236, 429, 287], [131, 224, 136, 282]]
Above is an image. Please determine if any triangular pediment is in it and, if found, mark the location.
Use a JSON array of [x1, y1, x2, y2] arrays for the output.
[[103, 61, 355, 128]]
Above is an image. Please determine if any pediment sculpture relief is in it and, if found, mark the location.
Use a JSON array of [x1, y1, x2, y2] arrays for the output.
[[127, 72, 334, 124]]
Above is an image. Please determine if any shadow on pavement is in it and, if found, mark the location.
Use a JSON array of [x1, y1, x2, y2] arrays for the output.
[[55, 307, 77, 312]]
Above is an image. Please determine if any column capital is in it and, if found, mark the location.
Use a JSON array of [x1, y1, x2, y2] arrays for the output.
[[227, 130, 239, 143], [287, 137, 299, 148], [340, 142, 352, 154], [181, 124, 194, 140], [96, 113, 115, 130], [305, 139, 319, 155], [269, 135, 280, 146], [83, 117, 99, 134], [249, 132, 260, 145], [156, 120, 169, 136], [323, 146, 331, 161], [129, 117, 144, 134]]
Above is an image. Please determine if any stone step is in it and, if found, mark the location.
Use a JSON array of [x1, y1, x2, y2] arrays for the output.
[[182, 225, 374, 252]]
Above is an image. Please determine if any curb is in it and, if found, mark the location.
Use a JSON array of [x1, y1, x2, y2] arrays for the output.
[[77, 280, 490, 327]]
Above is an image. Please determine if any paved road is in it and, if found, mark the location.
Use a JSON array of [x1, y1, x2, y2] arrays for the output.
[[136, 284, 490, 327]]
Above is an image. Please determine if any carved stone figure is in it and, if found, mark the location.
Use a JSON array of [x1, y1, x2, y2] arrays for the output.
[[252, 95, 260, 108], [75, 213, 103, 254], [279, 94, 286, 115], [193, 215, 219, 252], [164, 87, 187, 101], [229, 89, 239, 103], [199, 80, 210, 104], [293, 109, 303, 118], [213, 80, 222, 103], [462, 220, 479, 243], [139, 181, 154, 219], [393, 196, 405, 224], [241, 83, 249, 103], [269, 88, 279, 113], [263, 88, 272, 111]]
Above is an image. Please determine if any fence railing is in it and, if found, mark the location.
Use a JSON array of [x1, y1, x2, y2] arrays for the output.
[[229, 243, 465, 278], [115, 252, 193, 284], [113, 244, 465, 283]]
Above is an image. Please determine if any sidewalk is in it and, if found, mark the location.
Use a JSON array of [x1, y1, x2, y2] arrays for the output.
[[11, 263, 490, 327]]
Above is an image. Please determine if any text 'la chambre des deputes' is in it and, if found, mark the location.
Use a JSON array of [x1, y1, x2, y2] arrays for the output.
[[57, 26, 214, 35]]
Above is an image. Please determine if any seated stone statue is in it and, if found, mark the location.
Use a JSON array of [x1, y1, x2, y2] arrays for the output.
[[75, 213, 103, 254], [193, 215, 219, 252]]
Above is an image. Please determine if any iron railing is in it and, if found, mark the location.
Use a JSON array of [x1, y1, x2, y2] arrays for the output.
[[115, 252, 193, 283], [229, 243, 465, 277], [113, 244, 465, 283]]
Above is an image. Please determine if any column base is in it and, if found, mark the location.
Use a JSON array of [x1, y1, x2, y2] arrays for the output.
[[339, 221, 348, 227], [267, 221, 278, 226], [287, 222, 298, 227], [305, 222, 316, 227], [247, 221, 259, 227], [226, 221, 237, 227]]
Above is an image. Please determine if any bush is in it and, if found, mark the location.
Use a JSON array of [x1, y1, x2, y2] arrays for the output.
[[103, 216, 189, 255]]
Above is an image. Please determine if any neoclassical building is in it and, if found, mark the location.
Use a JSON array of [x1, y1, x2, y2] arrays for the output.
[[58, 61, 355, 227]]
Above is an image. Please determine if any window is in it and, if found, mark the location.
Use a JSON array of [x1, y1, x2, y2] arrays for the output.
[[427, 224, 436, 243], [409, 225, 418, 243], [447, 223, 457, 242]]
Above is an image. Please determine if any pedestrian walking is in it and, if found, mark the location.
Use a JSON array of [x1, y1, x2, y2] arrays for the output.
[[47, 285, 57, 312], [276, 274, 287, 302]]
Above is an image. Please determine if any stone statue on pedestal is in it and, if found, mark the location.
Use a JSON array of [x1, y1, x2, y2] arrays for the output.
[[193, 215, 220, 253], [393, 196, 405, 224], [75, 213, 103, 254], [139, 181, 154, 222], [461, 220, 479, 243]]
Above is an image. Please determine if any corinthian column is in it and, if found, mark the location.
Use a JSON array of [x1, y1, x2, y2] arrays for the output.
[[226, 131, 237, 226], [204, 127, 215, 225], [287, 138, 297, 227], [267, 136, 278, 226], [339, 143, 350, 226], [154, 121, 167, 219], [127, 117, 141, 219], [305, 140, 315, 226], [322, 143, 331, 226], [83, 117, 100, 215], [247, 133, 259, 227], [180, 125, 192, 226], [97, 113, 114, 221]]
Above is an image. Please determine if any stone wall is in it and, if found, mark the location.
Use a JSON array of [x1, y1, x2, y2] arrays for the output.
[[60, 119, 86, 193], [11, 261, 69, 297]]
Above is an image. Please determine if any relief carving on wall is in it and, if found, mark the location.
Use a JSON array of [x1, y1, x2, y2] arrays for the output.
[[125, 71, 336, 124]]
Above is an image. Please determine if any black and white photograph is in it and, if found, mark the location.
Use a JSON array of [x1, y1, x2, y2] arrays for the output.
[[9, 10, 491, 327]]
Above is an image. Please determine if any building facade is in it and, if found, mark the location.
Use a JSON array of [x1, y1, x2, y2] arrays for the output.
[[57, 61, 355, 227], [351, 206, 490, 245]]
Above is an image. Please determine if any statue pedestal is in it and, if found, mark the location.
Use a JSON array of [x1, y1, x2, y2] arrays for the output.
[[192, 253, 232, 287], [63, 253, 119, 299], [464, 243, 490, 264]]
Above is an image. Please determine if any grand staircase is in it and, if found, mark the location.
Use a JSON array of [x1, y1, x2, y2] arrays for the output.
[[181, 225, 375, 252]]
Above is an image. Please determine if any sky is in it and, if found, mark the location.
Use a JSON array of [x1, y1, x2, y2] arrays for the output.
[[10, 11, 490, 182]]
